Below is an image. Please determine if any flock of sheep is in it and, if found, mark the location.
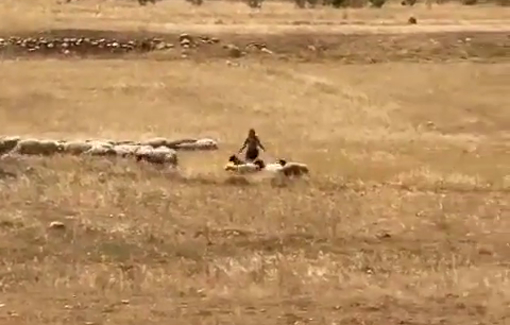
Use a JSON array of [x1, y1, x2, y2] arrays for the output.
[[0, 136, 218, 167], [0, 33, 269, 59], [0, 34, 217, 56], [0, 136, 309, 178]]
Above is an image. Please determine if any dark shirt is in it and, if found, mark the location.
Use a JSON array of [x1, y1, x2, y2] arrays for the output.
[[241, 135, 265, 151]]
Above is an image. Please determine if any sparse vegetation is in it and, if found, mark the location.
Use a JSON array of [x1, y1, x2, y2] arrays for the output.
[[185, 0, 204, 6], [401, 0, 418, 5], [0, 1, 509, 325], [247, 0, 263, 8], [329, 0, 350, 8], [138, 0, 156, 6], [369, 0, 388, 7]]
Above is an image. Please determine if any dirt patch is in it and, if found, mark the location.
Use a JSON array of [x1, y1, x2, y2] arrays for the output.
[[0, 28, 508, 63]]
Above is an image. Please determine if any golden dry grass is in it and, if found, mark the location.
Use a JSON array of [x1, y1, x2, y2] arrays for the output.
[[1, 58, 509, 325], [1, 1, 510, 324]]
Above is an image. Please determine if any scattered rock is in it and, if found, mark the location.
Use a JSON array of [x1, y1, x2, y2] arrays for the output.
[[48, 221, 66, 230], [180, 39, 191, 49], [376, 232, 392, 239], [155, 42, 170, 50], [226, 60, 240, 67], [179, 33, 194, 49], [246, 42, 267, 51], [260, 47, 274, 55]]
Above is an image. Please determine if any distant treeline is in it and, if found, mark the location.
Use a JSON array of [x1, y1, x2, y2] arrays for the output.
[[138, 0, 509, 8]]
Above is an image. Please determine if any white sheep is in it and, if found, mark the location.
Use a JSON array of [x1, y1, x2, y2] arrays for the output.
[[12, 139, 62, 156], [83, 141, 117, 156], [176, 138, 218, 151], [114, 140, 137, 145], [87, 140, 114, 147], [60, 140, 93, 155], [134, 146, 178, 166], [113, 144, 141, 157], [166, 138, 198, 148], [134, 145, 156, 156], [141, 137, 169, 148]]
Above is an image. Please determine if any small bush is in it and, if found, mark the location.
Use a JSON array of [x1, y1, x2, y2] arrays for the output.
[[307, 0, 321, 7], [294, 0, 322, 8], [137, 0, 156, 5], [294, 0, 307, 8], [331, 0, 349, 7], [322, 0, 366, 8], [369, 0, 387, 7], [247, 0, 262, 8], [461, 0, 477, 4], [186, 0, 204, 5], [401, 0, 417, 5]]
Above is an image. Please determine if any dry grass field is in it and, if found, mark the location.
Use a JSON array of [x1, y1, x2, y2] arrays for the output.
[[1, 0, 509, 324]]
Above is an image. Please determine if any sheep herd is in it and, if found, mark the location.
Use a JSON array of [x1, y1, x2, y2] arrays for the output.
[[0, 136, 218, 168], [0, 35, 174, 56], [0, 136, 309, 179], [0, 33, 270, 59]]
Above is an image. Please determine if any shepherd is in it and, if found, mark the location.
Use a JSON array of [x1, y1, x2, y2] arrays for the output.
[[238, 128, 265, 163]]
